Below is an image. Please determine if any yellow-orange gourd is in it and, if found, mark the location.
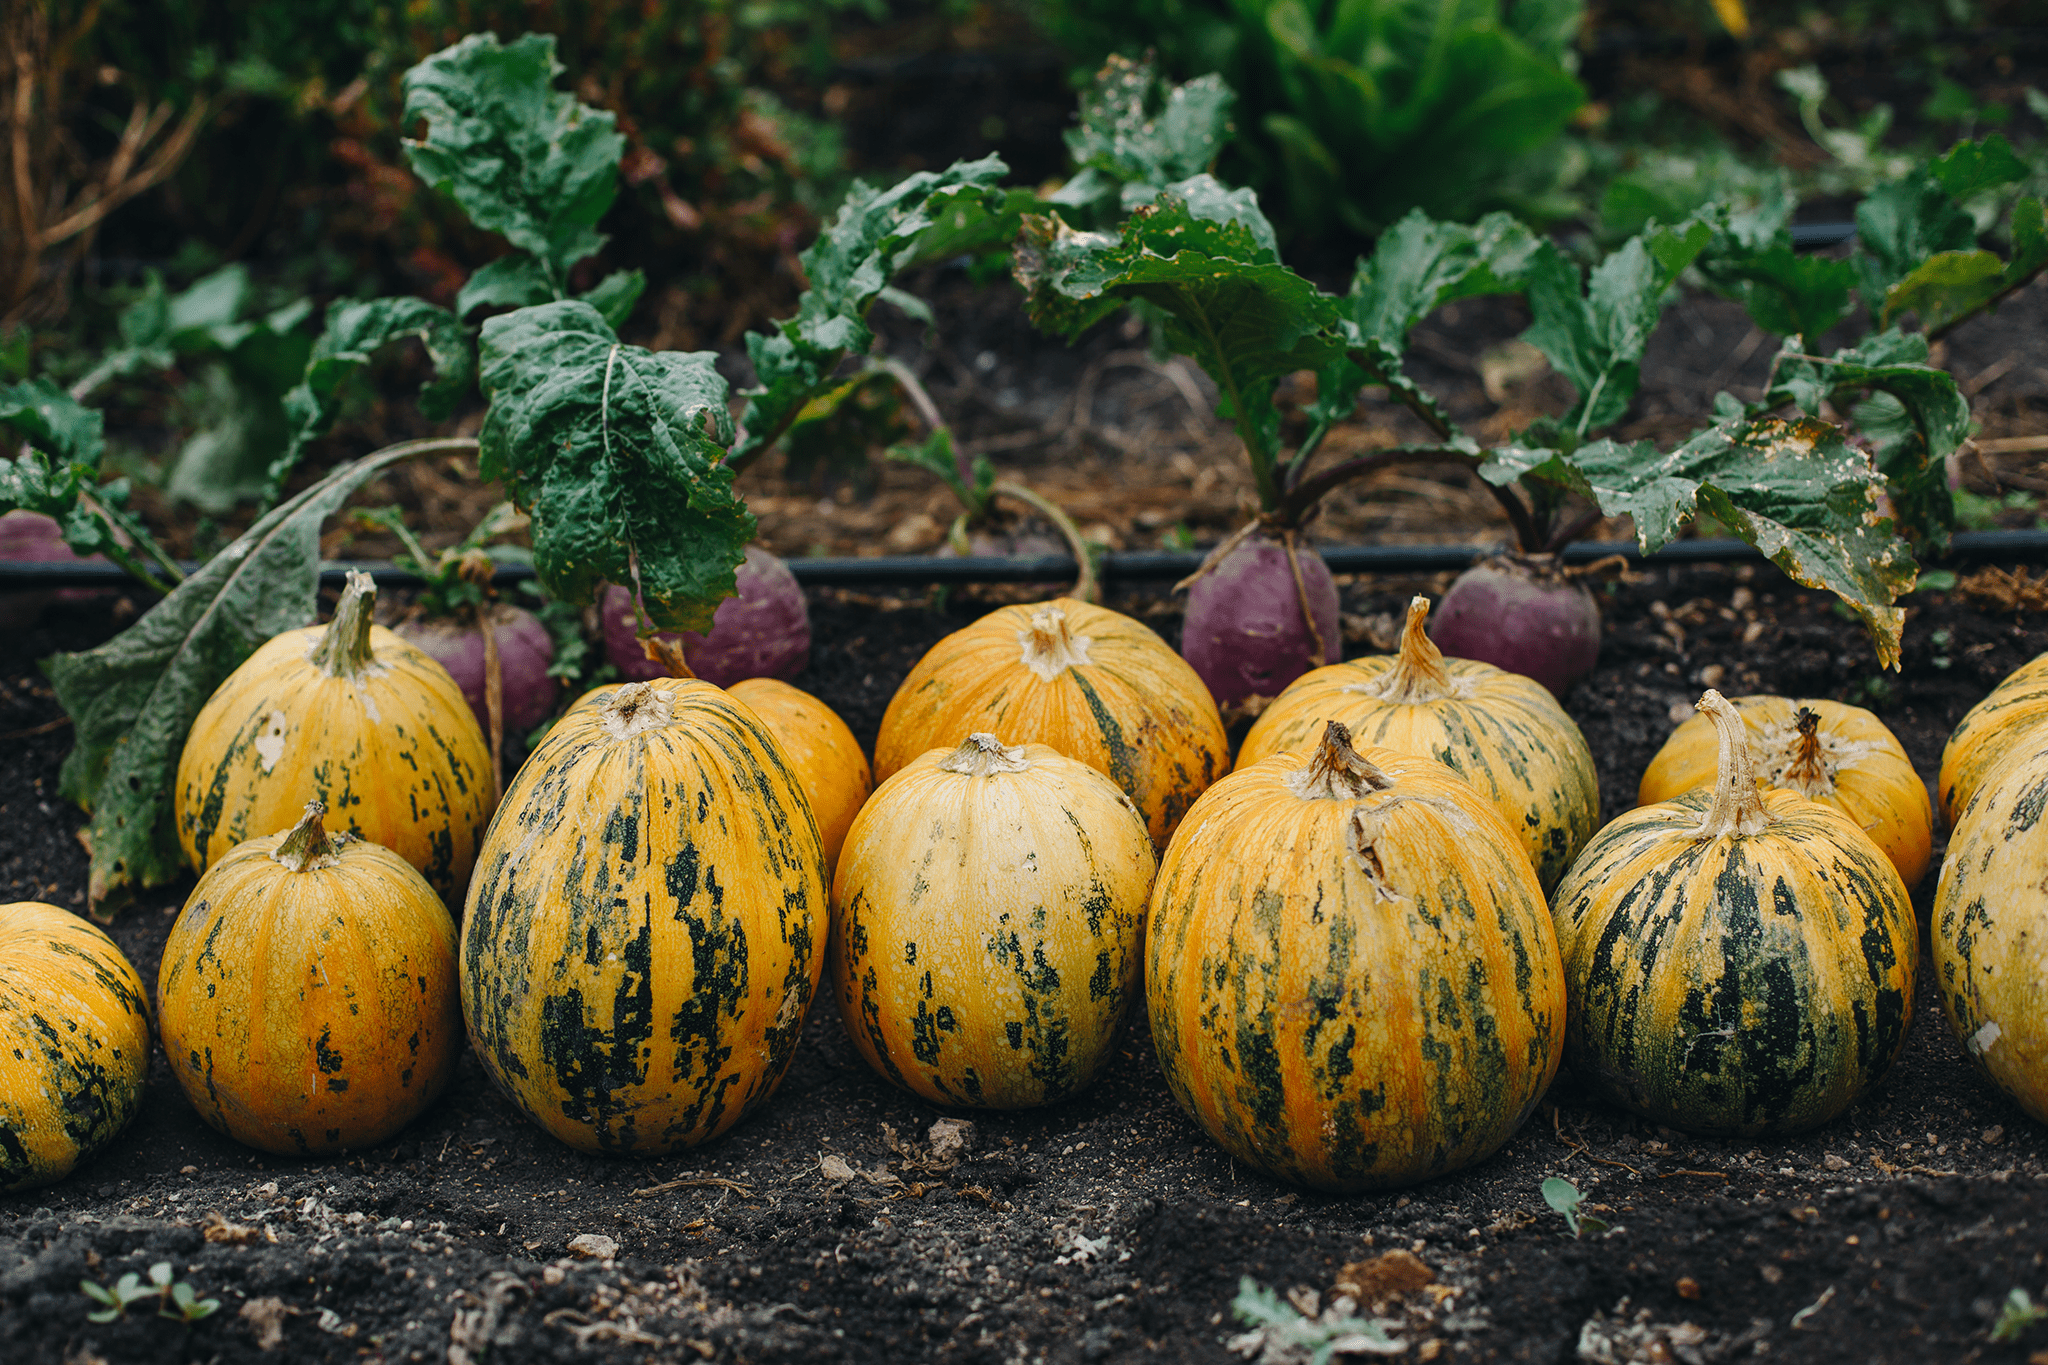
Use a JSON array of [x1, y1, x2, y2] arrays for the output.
[[1940, 651, 2048, 828], [728, 677, 870, 874]]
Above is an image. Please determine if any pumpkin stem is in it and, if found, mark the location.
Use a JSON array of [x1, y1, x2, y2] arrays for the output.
[[1286, 720, 1396, 801], [1017, 605, 1094, 682], [939, 732, 1031, 776], [1777, 706, 1833, 798], [602, 681, 677, 739], [639, 635, 697, 680], [1361, 595, 1455, 702], [308, 569, 379, 679], [1696, 689, 1772, 839], [271, 800, 349, 873]]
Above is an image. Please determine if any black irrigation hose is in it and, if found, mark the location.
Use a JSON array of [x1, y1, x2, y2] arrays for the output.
[[7, 529, 2048, 594]]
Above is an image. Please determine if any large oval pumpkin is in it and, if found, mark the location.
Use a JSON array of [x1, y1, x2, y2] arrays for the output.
[[1939, 651, 2048, 828], [727, 677, 871, 876], [1147, 721, 1565, 1191], [831, 733, 1156, 1108], [1639, 694, 1931, 888], [1237, 594, 1598, 892], [0, 902, 151, 1193], [175, 569, 494, 904], [157, 802, 462, 1155], [461, 680, 826, 1154], [1552, 691, 1915, 1136], [874, 599, 1227, 848]]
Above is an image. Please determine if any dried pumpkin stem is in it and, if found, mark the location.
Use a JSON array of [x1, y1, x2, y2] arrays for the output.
[[939, 732, 1030, 777], [639, 635, 697, 680], [309, 569, 378, 680], [272, 800, 347, 873], [602, 681, 676, 739], [1017, 606, 1093, 682], [1696, 689, 1772, 839], [1370, 596, 1455, 702], [1286, 720, 1396, 801], [1778, 707, 1831, 797]]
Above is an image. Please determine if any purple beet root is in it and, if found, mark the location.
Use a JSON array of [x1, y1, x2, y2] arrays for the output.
[[397, 605, 558, 734], [0, 510, 107, 631], [1430, 555, 1601, 697], [603, 545, 811, 686], [1181, 529, 1340, 708]]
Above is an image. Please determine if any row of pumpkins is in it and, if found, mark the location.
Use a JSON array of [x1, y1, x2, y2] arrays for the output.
[[6, 578, 2047, 1195]]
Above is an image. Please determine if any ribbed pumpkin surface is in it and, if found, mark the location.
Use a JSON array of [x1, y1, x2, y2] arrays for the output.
[[874, 598, 1228, 848], [1639, 695, 1931, 888], [1147, 726, 1564, 1192], [0, 902, 151, 1193], [461, 680, 826, 1155], [175, 573, 493, 904], [1554, 695, 1915, 1136], [1933, 757, 2048, 1124], [1940, 651, 2048, 828], [831, 735, 1156, 1108], [1236, 596, 1597, 892], [728, 678, 871, 875], [157, 807, 462, 1155]]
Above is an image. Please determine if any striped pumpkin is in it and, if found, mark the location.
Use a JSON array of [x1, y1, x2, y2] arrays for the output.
[[157, 802, 462, 1155], [1237, 594, 1598, 892], [1147, 721, 1564, 1191], [1933, 754, 2048, 1123], [1639, 695, 1931, 888], [874, 598, 1228, 848], [461, 680, 826, 1154], [1553, 691, 1915, 1136], [727, 677, 871, 876], [175, 569, 494, 905], [1939, 651, 2048, 828], [0, 902, 151, 1193], [831, 734, 1156, 1108]]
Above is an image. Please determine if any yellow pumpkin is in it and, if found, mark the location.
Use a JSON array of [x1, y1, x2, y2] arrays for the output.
[[1934, 752, 2048, 1124], [1639, 694, 1931, 888], [1552, 691, 1916, 1137], [1939, 651, 2048, 828], [0, 902, 152, 1193], [875, 598, 1228, 848], [1147, 721, 1565, 1191], [831, 733, 1156, 1108], [157, 802, 462, 1155], [176, 569, 494, 905], [728, 677, 871, 875], [1237, 594, 1598, 892], [461, 679, 826, 1154]]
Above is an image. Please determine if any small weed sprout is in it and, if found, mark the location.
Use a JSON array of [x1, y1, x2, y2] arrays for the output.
[[1992, 1288, 2048, 1343], [1227, 1276, 1403, 1362], [80, 1262, 219, 1325], [1541, 1177, 1609, 1238]]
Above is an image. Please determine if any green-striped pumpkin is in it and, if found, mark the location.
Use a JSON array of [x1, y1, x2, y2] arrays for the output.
[[1939, 651, 2048, 828], [460, 679, 826, 1154]]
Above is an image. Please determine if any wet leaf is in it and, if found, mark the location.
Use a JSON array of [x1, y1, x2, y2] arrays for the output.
[[1343, 208, 1539, 349]]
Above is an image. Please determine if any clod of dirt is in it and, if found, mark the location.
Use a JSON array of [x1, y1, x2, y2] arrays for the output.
[[566, 1233, 618, 1260], [239, 1297, 294, 1350], [1333, 1249, 1436, 1311], [928, 1116, 976, 1161]]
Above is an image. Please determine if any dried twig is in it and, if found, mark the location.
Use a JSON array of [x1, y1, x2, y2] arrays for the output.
[[630, 1175, 756, 1199]]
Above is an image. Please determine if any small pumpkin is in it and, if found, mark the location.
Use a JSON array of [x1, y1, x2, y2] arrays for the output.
[[1939, 651, 2048, 828], [1639, 694, 1931, 888], [1552, 691, 1916, 1137], [875, 598, 1228, 847], [1147, 721, 1564, 1191], [461, 680, 826, 1155], [1237, 594, 1599, 892], [727, 677, 871, 875], [1933, 752, 2048, 1124], [831, 733, 1156, 1108], [176, 569, 494, 905], [0, 901, 152, 1193], [157, 802, 462, 1155]]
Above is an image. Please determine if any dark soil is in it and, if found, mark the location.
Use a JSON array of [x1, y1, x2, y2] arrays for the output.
[[7, 565, 2048, 1365]]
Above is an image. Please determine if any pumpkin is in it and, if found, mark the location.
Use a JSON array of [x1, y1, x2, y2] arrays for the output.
[[0, 902, 151, 1193], [1939, 651, 2048, 828], [874, 598, 1228, 847], [727, 677, 871, 875], [1551, 690, 1915, 1137], [1147, 721, 1564, 1191], [156, 802, 462, 1155], [461, 679, 826, 1154], [1639, 694, 1931, 888], [830, 733, 1156, 1108], [1933, 752, 2048, 1124], [1237, 594, 1598, 893], [176, 568, 494, 905]]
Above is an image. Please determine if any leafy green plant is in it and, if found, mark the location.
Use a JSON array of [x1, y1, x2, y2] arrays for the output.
[[80, 1261, 219, 1324], [1540, 1176, 1607, 1238], [1227, 1276, 1403, 1362], [1992, 1288, 2048, 1343]]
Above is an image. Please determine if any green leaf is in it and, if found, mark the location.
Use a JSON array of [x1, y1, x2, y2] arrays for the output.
[[44, 439, 442, 914], [1882, 250, 2006, 331], [1925, 132, 2029, 200], [1344, 208, 1539, 349], [479, 301, 750, 635], [579, 269, 647, 331], [781, 370, 908, 485], [1700, 242, 1857, 341], [1854, 174, 1978, 302], [0, 378, 105, 465], [455, 254, 554, 320], [401, 32, 624, 289], [1061, 54, 1236, 211]]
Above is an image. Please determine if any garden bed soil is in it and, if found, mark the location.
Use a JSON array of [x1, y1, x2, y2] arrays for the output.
[[7, 565, 2048, 1365]]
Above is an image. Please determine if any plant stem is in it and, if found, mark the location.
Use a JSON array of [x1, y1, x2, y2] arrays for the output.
[[309, 569, 379, 679], [1278, 444, 1471, 524], [1545, 506, 1607, 554], [271, 800, 345, 873], [1695, 689, 1772, 839], [1279, 417, 1333, 493], [1926, 259, 2048, 343], [992, 480, 1098, 603]]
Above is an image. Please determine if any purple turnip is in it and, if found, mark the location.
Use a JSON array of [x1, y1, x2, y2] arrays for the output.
[[396, 604, 558, 734], [0, 510, 108, 630], [603, 545, 811, 686], [1429, 554, 1601, 697], [1180, 528, 1339, 709]]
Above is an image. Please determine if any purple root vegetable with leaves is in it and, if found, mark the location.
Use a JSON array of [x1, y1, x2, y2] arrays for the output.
[[603, 545, 811, 686]]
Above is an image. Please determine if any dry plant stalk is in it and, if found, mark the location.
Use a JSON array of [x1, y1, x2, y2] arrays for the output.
[[1958, 566, 2048, 615]]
